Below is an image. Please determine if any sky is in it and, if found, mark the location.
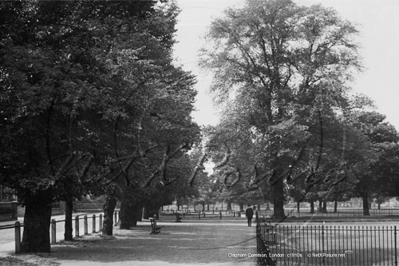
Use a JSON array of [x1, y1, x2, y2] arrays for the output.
[[173, 0, 399, 130]]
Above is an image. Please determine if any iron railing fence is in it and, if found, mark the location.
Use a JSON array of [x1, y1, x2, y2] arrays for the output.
[[257, 220, 277, 266], [257, 222, 398, 266], [258, 208, 399, 218], [160, 210, 243, 220], [162, 209, 243, 215]]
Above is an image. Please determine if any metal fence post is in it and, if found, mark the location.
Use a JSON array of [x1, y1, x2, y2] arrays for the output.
[[84, 215, 88, 235], [15, 221, 21, 254], [51, 219, 56, 244], [92, 214, 96, 233], [75, 215, 79, 237], [99, 214, 103, 231], [322, 224, 325, 265], [395, 226, 397, 266]]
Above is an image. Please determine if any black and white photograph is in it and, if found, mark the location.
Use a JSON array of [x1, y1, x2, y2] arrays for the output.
[[1, 0, 399, 265]]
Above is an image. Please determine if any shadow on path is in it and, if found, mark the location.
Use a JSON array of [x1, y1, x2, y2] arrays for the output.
[[49, 220, 258, 266]]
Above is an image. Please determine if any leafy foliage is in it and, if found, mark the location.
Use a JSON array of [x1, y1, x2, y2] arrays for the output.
[[0, 0, 200, 249], [348, 111, 399, 214], [199, 0, 368, 219]]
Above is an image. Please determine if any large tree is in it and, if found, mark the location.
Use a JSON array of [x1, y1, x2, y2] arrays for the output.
[[199, 0, 362, 219], [0, 0, 199, 251], [349, 111, 399, 215]]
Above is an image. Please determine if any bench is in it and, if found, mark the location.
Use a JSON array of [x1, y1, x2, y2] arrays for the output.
[[150, 218, 163, 234], [175, 213, 182, 222]]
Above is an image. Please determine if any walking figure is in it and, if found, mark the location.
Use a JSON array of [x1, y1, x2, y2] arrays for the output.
[[245, 205, 254, 227]]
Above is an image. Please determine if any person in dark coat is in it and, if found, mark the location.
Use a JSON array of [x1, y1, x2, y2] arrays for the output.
[[245, 205, 254, 227]]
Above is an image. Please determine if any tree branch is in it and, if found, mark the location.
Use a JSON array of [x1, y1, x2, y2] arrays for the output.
[[143, 143, 188, 188], [189, 152, 208, 187]]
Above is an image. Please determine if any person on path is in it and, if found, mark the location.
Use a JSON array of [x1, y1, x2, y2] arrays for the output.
[[245, 205, 254, 227]]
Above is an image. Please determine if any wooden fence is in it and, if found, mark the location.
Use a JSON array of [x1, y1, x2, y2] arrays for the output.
[[0, 211, 119, 254]]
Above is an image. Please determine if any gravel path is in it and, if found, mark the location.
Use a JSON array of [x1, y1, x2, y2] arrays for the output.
[[1, 219, 258, 265]]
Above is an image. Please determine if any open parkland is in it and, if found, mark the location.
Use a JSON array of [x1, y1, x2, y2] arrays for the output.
[[0, 212, 399, 265]]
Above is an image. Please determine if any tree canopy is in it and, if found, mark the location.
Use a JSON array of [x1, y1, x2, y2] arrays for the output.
[[0, 0, 200, 252], [199, 0, 372, 219]]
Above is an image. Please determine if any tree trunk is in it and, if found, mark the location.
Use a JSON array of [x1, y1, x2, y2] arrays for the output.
[[64, 195, 73, 241], [273, 178, 285, 220], [322, 201, 327, 213], [137, 207, 143, 221], [21, 190, 53, 253], [239, 203, 244, 212], [334, 200, 338, 213], [102, 195, 117, 236], [378, 203, 381, 210], [131, 204, 143, 226], [297, 201, 300, 213], [143, 204, 158, 219], [266, 201, 270, 211], [143, 206, 150, 219], [362, 194, 370, 216], [207, 204, 210, 211], [310, 201, 314, 213], [227, 202, 232, 211], [119, 200, 133, 229]]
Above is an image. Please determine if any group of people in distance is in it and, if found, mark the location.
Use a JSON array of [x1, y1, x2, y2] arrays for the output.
[[245, 205, 257, 227]]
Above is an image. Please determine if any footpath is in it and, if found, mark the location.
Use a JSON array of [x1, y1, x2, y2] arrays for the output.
[[0, 218, 258, 266]]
